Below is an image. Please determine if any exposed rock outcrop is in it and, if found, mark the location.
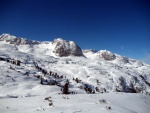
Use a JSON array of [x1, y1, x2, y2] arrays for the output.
[[0, 34, 40, 45], [96, 50, 116, 60], [52, 38, 83, 57]]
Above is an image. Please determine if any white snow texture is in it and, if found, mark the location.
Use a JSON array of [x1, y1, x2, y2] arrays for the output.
[[0, 34, 150, 113]]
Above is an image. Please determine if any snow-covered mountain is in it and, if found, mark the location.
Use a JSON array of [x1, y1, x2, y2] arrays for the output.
[[0, 34, 40, 45], [0, 34, 150, 113]]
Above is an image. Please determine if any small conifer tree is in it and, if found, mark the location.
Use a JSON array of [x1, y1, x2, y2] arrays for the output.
[[63, 83, 69, 94]]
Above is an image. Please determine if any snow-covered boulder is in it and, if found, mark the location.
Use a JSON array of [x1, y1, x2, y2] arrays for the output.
[[96, 50, 116, 60], [52, 38, 83, 57]]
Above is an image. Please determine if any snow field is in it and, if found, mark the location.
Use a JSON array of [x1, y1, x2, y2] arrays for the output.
[[0, 35, 150, 113]]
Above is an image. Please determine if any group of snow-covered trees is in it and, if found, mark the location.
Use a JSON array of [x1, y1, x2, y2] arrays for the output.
[[0, 57, 21, 66]]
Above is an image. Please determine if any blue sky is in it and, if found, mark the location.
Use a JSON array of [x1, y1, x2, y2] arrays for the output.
[[0, 0, 150, 64]]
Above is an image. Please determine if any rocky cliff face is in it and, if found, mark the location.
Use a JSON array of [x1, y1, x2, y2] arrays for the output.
[[52, 38, 83, 57]]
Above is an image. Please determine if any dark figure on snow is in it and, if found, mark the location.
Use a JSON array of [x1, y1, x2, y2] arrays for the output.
[[62, 83, 69, 94], [49, 71, 52, 76], [16, 60, 21, 66]]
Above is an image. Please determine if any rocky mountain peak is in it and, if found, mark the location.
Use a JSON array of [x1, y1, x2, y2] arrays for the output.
[[97, 50, 116, 60], [52, 38, 83, 57]]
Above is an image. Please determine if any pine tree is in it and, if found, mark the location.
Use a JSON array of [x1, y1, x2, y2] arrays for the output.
[[75, 78, 79, 83], [63, 83, 69, 94], [40, 78, 43, 85]]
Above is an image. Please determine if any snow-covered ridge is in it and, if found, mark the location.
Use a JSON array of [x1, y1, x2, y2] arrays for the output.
[[0, 34, 40, 45], [0, 34, 83, 57], [82, 49, 97, 53]]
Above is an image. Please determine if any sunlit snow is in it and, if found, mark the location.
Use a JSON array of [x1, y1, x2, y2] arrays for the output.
[[0, 34, 150, 113]]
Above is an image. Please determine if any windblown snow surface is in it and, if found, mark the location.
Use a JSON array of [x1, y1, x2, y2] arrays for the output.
[[0, 34, 150, 113]]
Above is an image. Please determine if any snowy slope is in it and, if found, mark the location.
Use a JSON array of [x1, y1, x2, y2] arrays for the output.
[[1, 92, 150, 113], [0, 34, 150, 113]]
